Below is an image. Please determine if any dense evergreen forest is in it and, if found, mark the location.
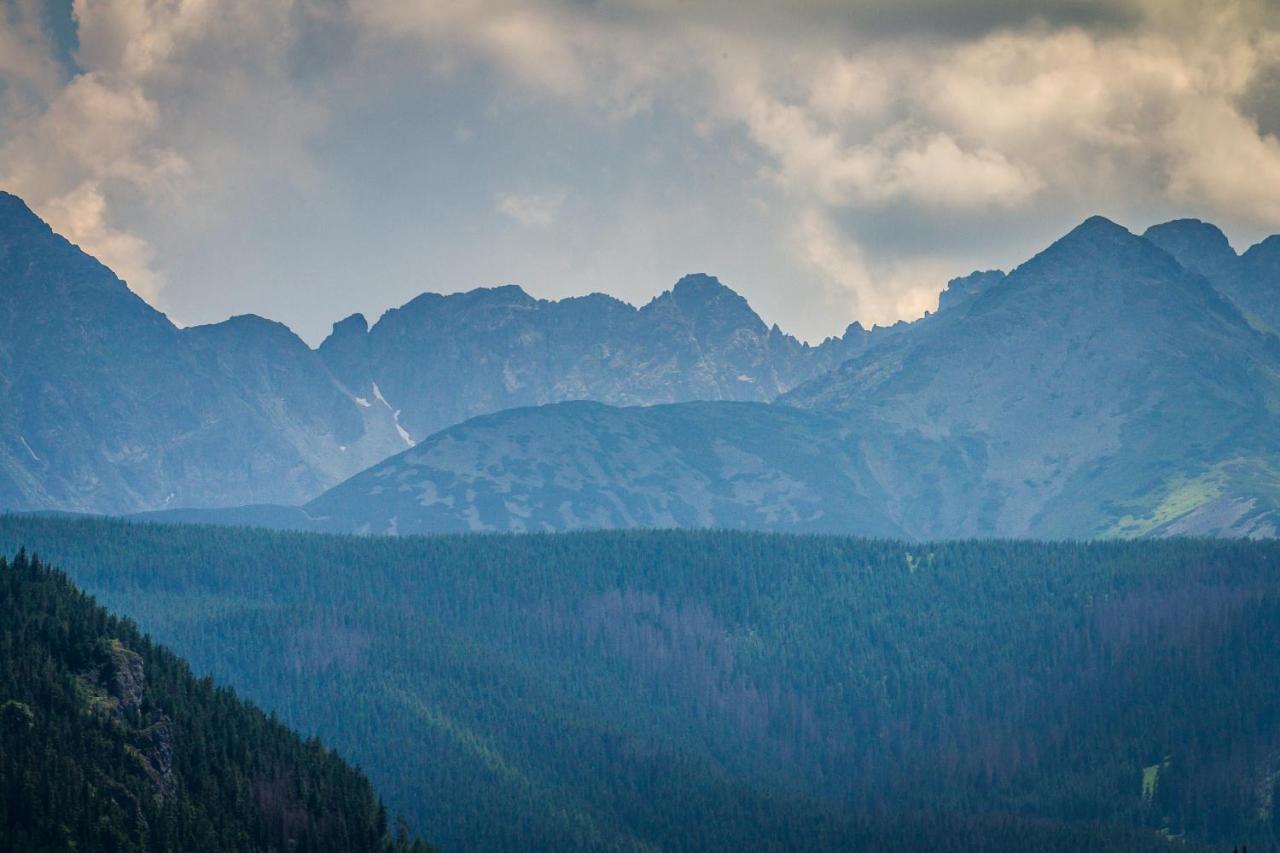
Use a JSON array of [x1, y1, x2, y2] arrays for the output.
[[0, 548, 432, 853], [2, 516, 1276, 850]]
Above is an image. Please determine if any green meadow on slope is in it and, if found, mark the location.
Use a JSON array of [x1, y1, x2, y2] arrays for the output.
[[2, 515, 1275, 850]]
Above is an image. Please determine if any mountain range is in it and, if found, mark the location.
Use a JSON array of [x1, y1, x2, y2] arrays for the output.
[[0, 191, 867, 515], [2, 190, 1278, 539]]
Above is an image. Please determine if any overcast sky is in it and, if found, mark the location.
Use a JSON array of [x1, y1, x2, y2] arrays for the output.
[[2, 0, 1279, 344]]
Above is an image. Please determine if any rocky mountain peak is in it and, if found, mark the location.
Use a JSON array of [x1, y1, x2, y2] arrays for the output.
[[937, 270, 1005, 312], [1143, 218, 1238, 280], [0, 191, 48, 235], [645, 273, 767, 333], [1014, 214, 1189, 286], [1243, 234, 1280, 264], [320, 312, 370, 348]]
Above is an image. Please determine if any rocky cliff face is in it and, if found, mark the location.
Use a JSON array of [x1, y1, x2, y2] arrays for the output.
[[1144, 218, 1280, 335], [316, 274, 867, 443], [79, 638, 177, 804]]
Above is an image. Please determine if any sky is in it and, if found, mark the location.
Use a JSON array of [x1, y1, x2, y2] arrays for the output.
[[2, 0, 1280, 345]]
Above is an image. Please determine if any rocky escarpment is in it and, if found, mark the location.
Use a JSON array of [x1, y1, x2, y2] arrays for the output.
[[315, 274, 873, 444], [78, 638, 177, 804]]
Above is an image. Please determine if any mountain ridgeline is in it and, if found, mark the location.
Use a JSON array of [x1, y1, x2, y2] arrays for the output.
[[0, 547, 430, 852], [0, 189, 864, 515], [168, 216, 1280, 540], [3, 188, 1279, 539], [5, 515, 1276, 851]]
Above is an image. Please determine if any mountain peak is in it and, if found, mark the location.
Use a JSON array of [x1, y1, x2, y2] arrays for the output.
[[1014, 214, 1184, 281], [328, 312, 369, 339], [671, 273, 731, 297], [1243, 233, 1280, 261], [0, 191, 57, 242], [183, 314, 311, 354], [644, 273, 767, 333], [937, 270, 1005, 312], [1143, 219, 1237, 281], [1144, 218, 1233, 250], [469, 283, 534, 303], [1067, 214, 1131, 241]]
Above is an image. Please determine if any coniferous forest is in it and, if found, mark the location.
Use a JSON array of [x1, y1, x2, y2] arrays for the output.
[[2, 515, 1277, 851], [0, 547, 432, 853]]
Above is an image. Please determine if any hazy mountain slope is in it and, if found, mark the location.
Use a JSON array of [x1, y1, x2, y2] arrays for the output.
[[0, 548, 429, 852], [0, 191, 874, 514], [302, 400, 909, 536], [317, 275, 868, 443], [279, 217, 1280, 541], [182, 315, 407, 483], [1145, 218, 1280, 334], [785, 216, 1280, 538], [0, 195, 312, 512]]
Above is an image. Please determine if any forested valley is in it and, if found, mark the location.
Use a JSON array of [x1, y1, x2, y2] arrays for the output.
[[0, 547, 431, 852], [1, 516, 1276, 850]]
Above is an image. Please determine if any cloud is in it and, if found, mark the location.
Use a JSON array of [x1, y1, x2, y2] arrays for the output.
[[496, 190, 568, 228], [2, 0, 1279, 339], [796, 208, 951, 328], [0, 0, 323, 302], [352, 0, 1280, 228], [43, 181, 163, 299], [0, 0, 62, 109], [365, 0, 1280, 326]]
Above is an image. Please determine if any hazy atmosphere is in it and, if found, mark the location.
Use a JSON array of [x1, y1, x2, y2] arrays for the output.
[[4, 0, 1280, 342], [6, 2, 1280, 851]]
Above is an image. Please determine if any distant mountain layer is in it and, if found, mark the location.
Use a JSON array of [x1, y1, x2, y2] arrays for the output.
[[782, 216, 1280, 539], [4, 187, 1280, 539], [302, 401, 909, 536], [200, 217, 1280, 540], [0, 548, 429, 852], [316, 275, 867, 443], [0, 191, 867, 514]]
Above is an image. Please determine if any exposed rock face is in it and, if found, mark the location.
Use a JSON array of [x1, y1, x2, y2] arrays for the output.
[[107, 640, 146, 714], [936, 270, 1005, 313], [82, 639, 177, 804], [1144, 218, 1280, 334], [316, 273, 870, 443]]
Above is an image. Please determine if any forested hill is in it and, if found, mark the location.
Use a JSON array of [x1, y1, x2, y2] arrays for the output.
[[0, 549, 432, 853], [3, 516, 1275, 851]]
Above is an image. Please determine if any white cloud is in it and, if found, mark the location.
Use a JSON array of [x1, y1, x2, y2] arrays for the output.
[[44, 182, 163, 299], [0, 0, 321, 303], [0, 0, 62, 108], [496, 190, 568, 228], [796, 209, 951, 329]]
